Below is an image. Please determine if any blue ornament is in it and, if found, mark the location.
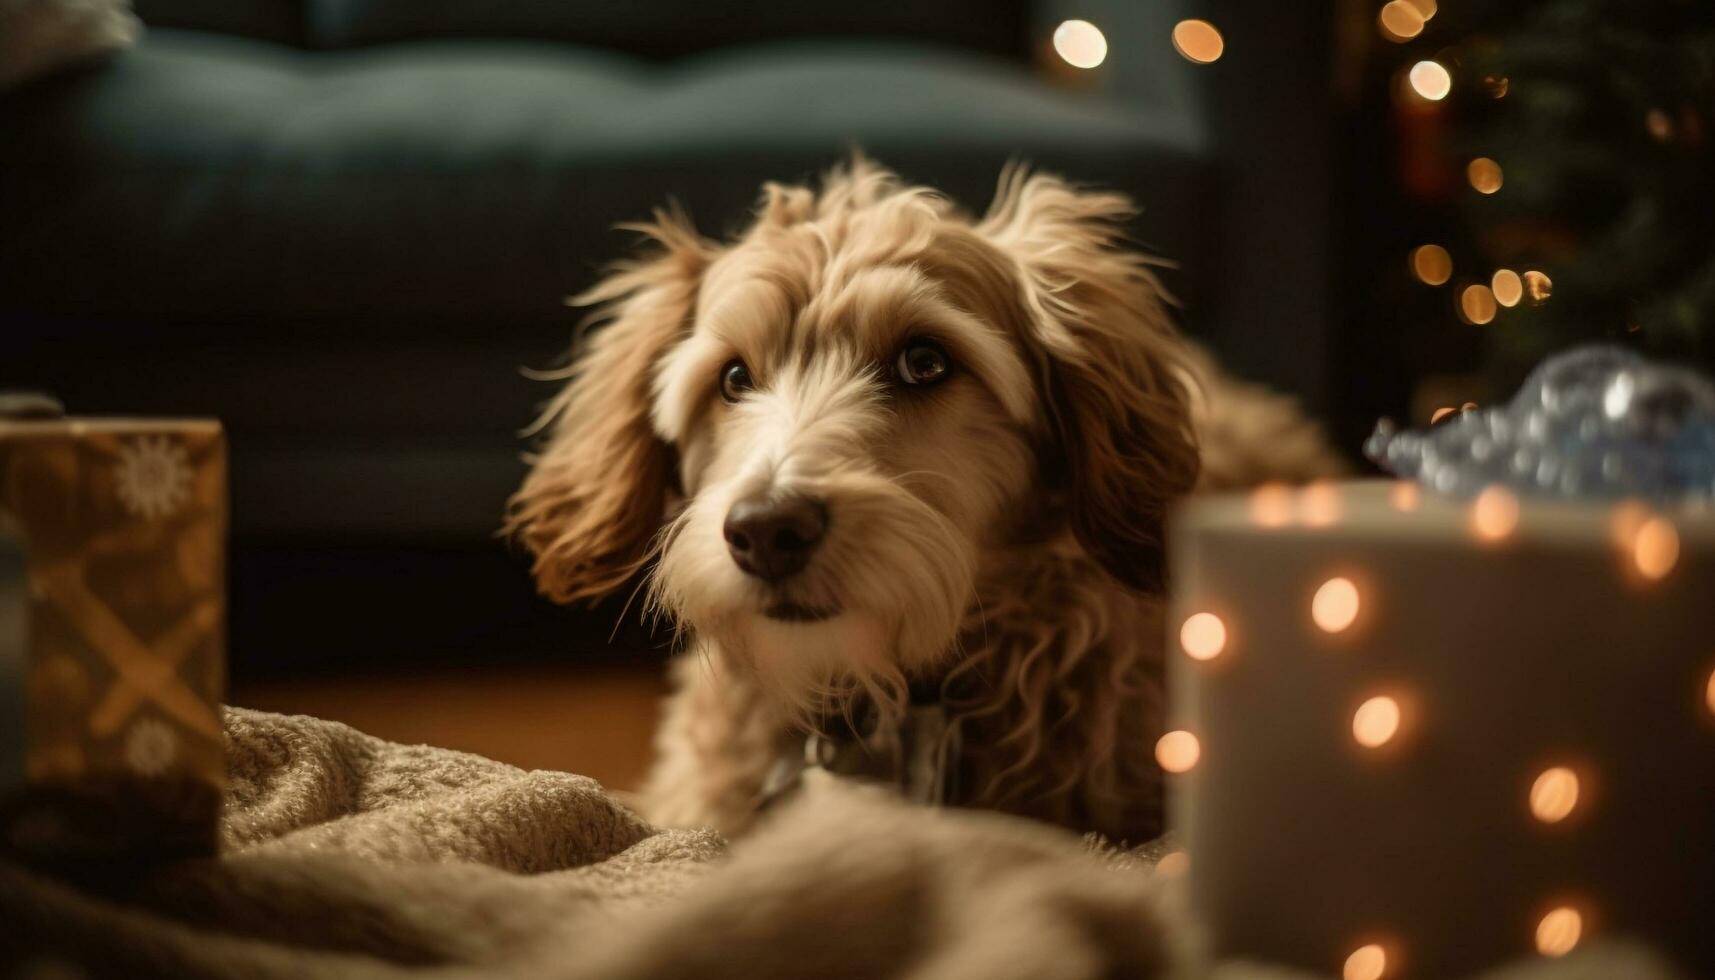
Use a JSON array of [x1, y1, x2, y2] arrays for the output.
[[1365, 345, 1715, 501]]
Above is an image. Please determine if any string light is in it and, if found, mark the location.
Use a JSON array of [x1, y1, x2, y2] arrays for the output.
[[1431, 406, 1455, 424], [1171, 20, 1224, 64], [1408, 60, 1452, 101], [1053, 19, 1108, 69], [1155, 850, 1190, 878], [1535, 907, 1583, 957], [1472, 486, 1520, 542], [1522, 270, 1553, 304], [1492, 269, 1524, 307], [1646, 108, 1673, 142], [1389, 480, 1421, 512], [1181, 612, 1228, 661], [1609, 499, 1651, 549], [1633, 516, 1679, 580], [1300, 481, 1342, 527], [1411, 244, 1453, 285], [1459, 284, 1498, 325], [1353, 696, 1402, 748], [1312, 577, 1361, 633], [1482, 74, 1509, 98], [1156, 730, 1201, 772], [1705, 665, 1715, 716], [1250, 481, 1294, 527], [1343, 944, 1389, 980], [1403, 0, 1437, 18], [1467, 157, 1504, 193], [1530, 767, 1580, 823], [1377, 1, 1425, 42]]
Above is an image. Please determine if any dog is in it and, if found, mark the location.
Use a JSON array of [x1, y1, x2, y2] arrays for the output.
[[507, 157, 1339, 842]]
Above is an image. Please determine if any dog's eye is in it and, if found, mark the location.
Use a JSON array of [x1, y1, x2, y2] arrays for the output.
[[895, 340, 951, 387], [719, 359, 754, 403]]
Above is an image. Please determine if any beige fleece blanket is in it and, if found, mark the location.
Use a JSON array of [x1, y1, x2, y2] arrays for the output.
[[0, 708, 1685, 979]]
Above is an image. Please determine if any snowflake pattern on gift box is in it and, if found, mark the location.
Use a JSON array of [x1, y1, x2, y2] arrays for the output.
[[115, 436, 192, 520], [123, 717, 180, 777]]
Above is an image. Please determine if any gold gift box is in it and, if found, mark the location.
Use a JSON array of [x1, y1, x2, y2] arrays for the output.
[[1, 417, 227, 863]]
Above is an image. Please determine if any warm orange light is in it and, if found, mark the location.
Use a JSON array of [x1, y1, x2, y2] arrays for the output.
[[1705, 666, 1715, 716], [1300, 481, 1342, 527], [1172, 20, 1224, 64], [1344, 944, 1389, 980], [1408, 60, 1452, 101], [1411, 244, 1453, 285], [1492, 269, 1524, 307], [1460, 284, 1498, 325], [1155, 850, 1190, 878], [1181, 612, 1228, 661], [1634, 516, 1679, 580], [1646, 108, 1673, 141], [1403, 0, 1437, 18], [1472, 485, 1519, 542], [1467, 157, 1504, 194], [1430, 406, 1455, 424], [1523, 270, 1553, 304], [1389, 480, 1421, 512], [1609, 499, 1651, 549], [1053, 19, 1108, 69], [1156, 730, 1201, 773], [1483, 74, 1509, 98], [1353, 696, 1401, 748], [1536, 907, 1583, 957], [1377, 1, 1424, 42], [1530, 767, 1580, 823], [1250, 481, 1294, 527], [1312, 577, 1361, 634]]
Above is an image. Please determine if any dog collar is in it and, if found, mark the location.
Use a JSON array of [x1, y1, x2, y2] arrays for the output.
[[757, 701, 963, 813]]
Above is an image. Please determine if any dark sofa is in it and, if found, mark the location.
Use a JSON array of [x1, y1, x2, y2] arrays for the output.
[[1, 0, 1333, 676]]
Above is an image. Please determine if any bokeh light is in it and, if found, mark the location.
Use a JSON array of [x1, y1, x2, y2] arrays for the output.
[[1053, 19, 1108, 69], [1430, 406, 1455, 424], [1646, 108, 1673, 141], [1377, 1, 1424, 42], [1300, 481, 1343, 527], [1472, 486, 1520, 542], [1459, 284, 1498, 325], [1250, 481, 1294, 527], [1390, 480, 1421, 512], [1491, 269, 1524, 307], [1353, 696, 1401, 748], [1634, 516, 1679, 580], [1408, 60, 1452, 101], [1154, 850, 1190, 878], [1312, 577, 1361, 633], [1343, 944, 1389, 980], [1705, 666, 1715, 716], [1403, 0, 1438, 18], [1171, 20, 1224, 64], [1535, 907, 1583, 957], [1530, 767, 1580, 823], [1156, 730, 1201, 773], [1411, 244, 1453, 285], [1523, 270, 1553, 304], [1181, 612, 1228, 661], [1483, 74, 1509, 98], [1467, 157, 1503, 193], [1608, 499, 1651, 549]]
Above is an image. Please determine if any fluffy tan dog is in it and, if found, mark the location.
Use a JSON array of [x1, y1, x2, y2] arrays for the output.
[[508, 157, 1337, 842]]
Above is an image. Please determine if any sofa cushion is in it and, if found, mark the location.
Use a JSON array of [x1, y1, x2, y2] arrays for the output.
[[306, 0, 1029, 58], [1, 30, 1210, 333]]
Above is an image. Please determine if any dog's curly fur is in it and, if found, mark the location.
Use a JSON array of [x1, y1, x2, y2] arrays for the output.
[[508, 157, 1340, 842]]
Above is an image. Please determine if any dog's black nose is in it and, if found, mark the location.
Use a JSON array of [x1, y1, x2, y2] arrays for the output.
[[723, 493, 828, 582]]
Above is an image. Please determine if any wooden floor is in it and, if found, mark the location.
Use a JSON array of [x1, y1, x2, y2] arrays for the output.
[[230, 662, 670, 792]]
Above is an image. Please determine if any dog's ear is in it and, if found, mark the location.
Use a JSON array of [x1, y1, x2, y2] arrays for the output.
[[980, 168, 1199, 593], [505, 208, 713, 604]]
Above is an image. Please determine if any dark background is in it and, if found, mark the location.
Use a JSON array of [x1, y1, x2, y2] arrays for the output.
[[5, 0, 1372, 682]]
